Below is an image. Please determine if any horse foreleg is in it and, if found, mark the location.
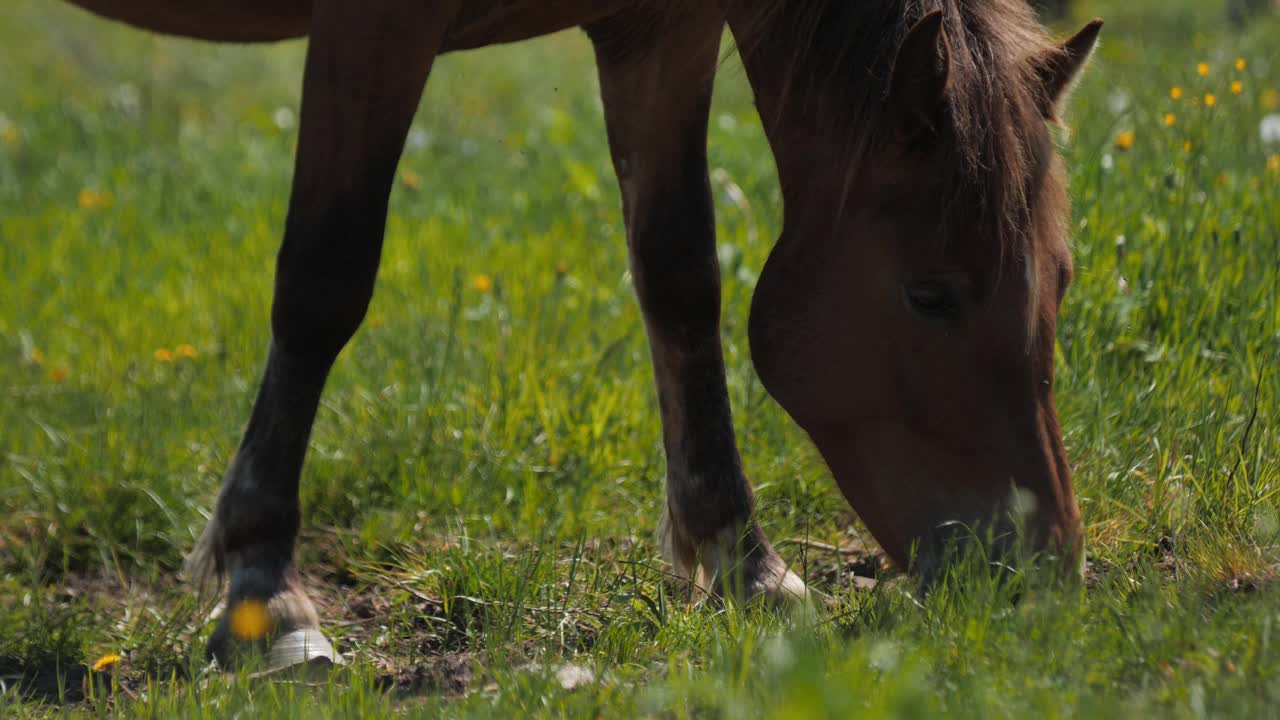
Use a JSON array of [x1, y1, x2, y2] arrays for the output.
[[185, 0, 460, 670], [587, 7, 806, 603]]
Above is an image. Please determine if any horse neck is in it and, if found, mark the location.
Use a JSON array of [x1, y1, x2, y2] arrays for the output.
[[721, 2, 891, 213]]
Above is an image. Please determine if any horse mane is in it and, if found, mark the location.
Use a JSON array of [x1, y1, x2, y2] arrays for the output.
[[734, 0, 1068, 297]]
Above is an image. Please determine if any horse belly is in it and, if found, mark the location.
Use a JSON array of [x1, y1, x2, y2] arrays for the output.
[[443, 0, 636, 51], [68, 0, 643, 48], [66, 0, 310, 42]]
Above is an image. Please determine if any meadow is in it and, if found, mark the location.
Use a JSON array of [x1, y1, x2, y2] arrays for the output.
[[1, 0, 1279, 716]]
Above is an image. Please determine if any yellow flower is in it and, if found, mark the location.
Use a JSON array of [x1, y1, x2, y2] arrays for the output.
[[556, 261, 569, 275], [1268, 154, 1280, 174], [154, 348, 173, 362], [400, 169, 421, 190], [50, 368, 68, 383], [1203, 93, 1216, 107], [30, 349, 45, 366], [229, 598, 272, 641], [1170, 86, 1183, 100], [1197, 63, 1210, 77], [1164, 113, 1177, 127], [91, 653, 122, 672], [174, 343, 198, 359], [1184, 141, 1193, 153], [1264, 89, 1280, 110], [1114, 130, 1135, 150], [471, 274, 493, 293], [1231, 81, 1243, 95], [78, 189, 112, 210], [1235, 58, 1247, 72]]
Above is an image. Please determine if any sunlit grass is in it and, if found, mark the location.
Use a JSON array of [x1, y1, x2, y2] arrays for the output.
[[1, 0, 1278, 716]]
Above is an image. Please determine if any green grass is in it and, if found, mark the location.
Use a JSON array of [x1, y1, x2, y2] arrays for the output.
[[2, 0, 1279, 716]]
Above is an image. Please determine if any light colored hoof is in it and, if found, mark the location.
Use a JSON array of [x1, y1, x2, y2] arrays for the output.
[[748, 567, 812, 608], [694, 561, 812, 606], [775, 568, 809, 601], [260, 628, 345, 676]]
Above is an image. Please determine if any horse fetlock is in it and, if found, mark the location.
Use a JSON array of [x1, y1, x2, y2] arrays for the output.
[[665, 471, 754, 538], [218, 456, 302, 548], [186, 457, 301, 592]]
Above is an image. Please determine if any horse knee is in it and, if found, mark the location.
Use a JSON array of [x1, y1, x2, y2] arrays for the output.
[[627, 181, 720, 342], [271, 190, 389, 361], [271, 261, 373, 362]]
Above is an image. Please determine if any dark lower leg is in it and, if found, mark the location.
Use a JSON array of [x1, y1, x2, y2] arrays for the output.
[[187, 0, 459, 667], [190, 206, 395, 665], [640, 242, 801, 599], [187, 344, 331, 664], [588, 7, 803, 599]]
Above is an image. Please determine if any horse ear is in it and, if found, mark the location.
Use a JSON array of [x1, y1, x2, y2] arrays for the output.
[[888, 10, 951, 138], [1031, 18, 1103, 120]]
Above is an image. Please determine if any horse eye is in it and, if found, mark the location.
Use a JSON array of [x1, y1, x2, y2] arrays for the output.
[[903, 279, 960, 321]]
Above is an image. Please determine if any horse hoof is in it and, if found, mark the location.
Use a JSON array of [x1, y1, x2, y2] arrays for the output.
[[263, 628, 345, 674], [693, 550, 813, 607], [210, 627, 344, 676], [772, 568, 810, 601], [744, 566, 811, 607], [206, 594, 344, 674]]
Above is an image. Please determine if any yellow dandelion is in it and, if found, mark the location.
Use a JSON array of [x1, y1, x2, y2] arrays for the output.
[[154, 348, 173, 362], [1197, 63, 1210, 77], [30, 349, 45, 366], [229, 598, 272, 641], [1268, 154, 1280, 174], [1164, 113, 1177, 127], [174, 343, 197, 359], [91, 653, 122, 672], [77, 189, 112, 210], [555, 261, 569, 275], [1264, 89, 1280, 110], [1114, 130, 1135, 150], [1235, 58, 1246, 72], [471, 274, 493, 293], [50, 368, 68, 383], [1184, 141, 1193, 153], [400, 169, 421, 191], [1170, 86, 1183, 100], [0, 125, 16, 145], [1230, 81, 1243, 95], [1204, 93, 1216, 107]]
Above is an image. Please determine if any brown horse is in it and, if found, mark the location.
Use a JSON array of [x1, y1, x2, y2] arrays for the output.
[[59, 0, 1101, 670]]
